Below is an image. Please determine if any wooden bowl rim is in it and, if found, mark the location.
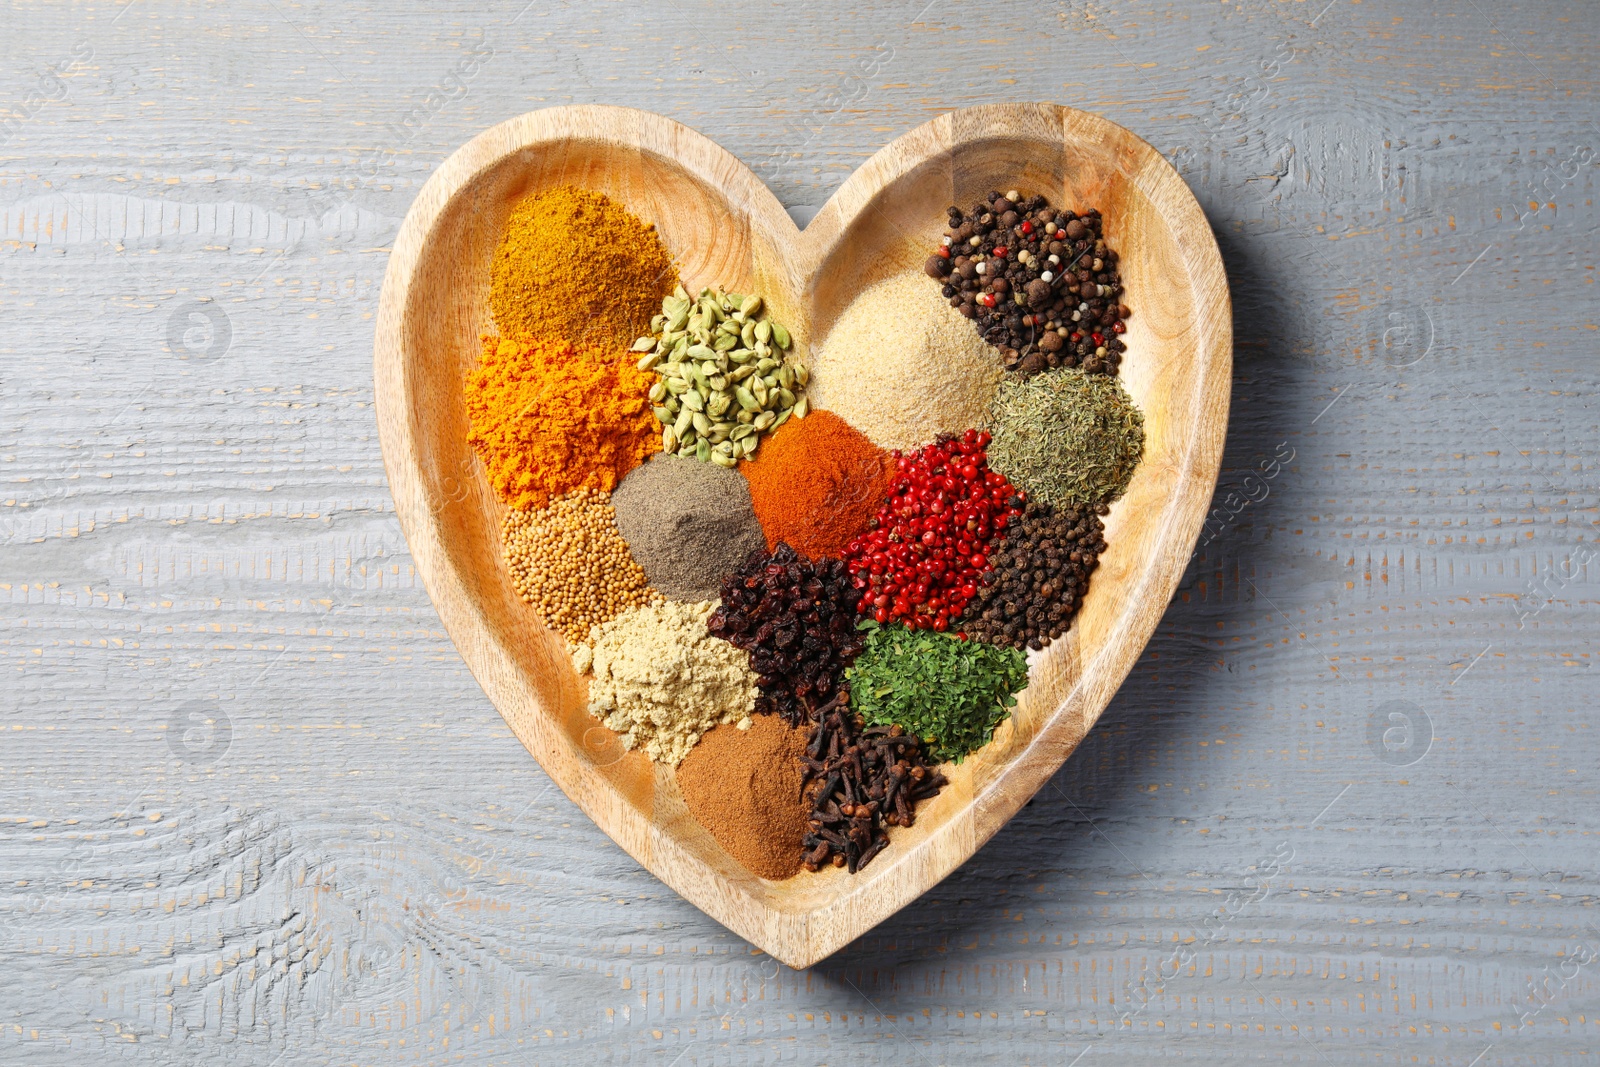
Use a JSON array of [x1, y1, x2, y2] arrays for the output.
[[374, 102, 1231, 968]]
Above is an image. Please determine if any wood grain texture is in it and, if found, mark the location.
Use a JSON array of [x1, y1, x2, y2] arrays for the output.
[[373, 103, 1230, 968], [2, 0, 1597, 1062]]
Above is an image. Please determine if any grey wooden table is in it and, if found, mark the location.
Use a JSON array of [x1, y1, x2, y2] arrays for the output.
[[3, 1, 1596, 1063]]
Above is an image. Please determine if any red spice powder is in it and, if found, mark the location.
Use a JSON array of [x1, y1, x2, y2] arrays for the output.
[[741, 409, 892, 560]]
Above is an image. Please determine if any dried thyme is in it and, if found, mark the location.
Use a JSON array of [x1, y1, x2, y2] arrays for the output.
[[985, 367, 1144, 508]]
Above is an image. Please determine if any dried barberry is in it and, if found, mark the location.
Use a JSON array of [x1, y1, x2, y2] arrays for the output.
[[708, 542, 864, 725]]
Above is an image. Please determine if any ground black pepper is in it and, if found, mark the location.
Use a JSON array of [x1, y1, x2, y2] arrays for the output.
[[925, 191, 1129, 378]]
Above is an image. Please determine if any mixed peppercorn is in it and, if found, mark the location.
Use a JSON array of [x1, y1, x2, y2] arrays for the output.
[[925, 191, 1129, 378]]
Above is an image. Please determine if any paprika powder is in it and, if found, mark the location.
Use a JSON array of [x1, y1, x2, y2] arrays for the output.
[[739, 409, 891, 560]]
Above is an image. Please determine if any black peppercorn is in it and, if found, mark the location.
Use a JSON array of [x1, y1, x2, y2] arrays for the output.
[[958, 501, 1106, 651]]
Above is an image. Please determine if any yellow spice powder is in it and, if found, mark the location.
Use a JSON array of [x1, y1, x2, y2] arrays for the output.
[[489, 184, 678, 350], [571, 600, 758, 766]]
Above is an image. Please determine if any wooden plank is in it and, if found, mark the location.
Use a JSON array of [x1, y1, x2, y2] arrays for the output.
[[2, 0, 1597, 1061]]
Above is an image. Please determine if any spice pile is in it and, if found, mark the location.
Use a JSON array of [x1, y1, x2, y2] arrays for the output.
[[986, 368, 1145, 509], [847, 621, 1029, 764], [961, 501, 1107, 651], [741, 410, 890, 560], [610, 453, 766, 601], [465, 333, 659, 510], [708, 543, 864, 725], [799, 693, 945, 873], [844, 431, 1022, 632], [464, 177, 1153, 881], [573, 599, 758, 766], [502, 489, 658, 643], [925, 191, 1128, 377], [809, 273, 1004, 451], [635, 286, 807, 467], [678, 715, 812, 880], [490, 185, 676, 350]]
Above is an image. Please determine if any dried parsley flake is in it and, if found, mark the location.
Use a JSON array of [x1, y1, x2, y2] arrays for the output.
[[845, 621, 1029, 764]]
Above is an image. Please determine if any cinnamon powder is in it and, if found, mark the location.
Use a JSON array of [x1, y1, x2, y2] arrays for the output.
[[676, 714, 810, 881]]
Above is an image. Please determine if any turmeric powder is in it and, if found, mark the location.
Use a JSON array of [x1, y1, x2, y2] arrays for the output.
[[489, 185, 678, 350], [465, 333, 660, 510]]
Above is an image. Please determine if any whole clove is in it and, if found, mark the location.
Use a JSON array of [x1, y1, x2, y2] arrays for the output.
[[799, 691, 947, 873]]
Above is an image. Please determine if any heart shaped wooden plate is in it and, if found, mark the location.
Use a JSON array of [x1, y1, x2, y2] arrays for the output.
[[374, 103, 1229, 968]]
